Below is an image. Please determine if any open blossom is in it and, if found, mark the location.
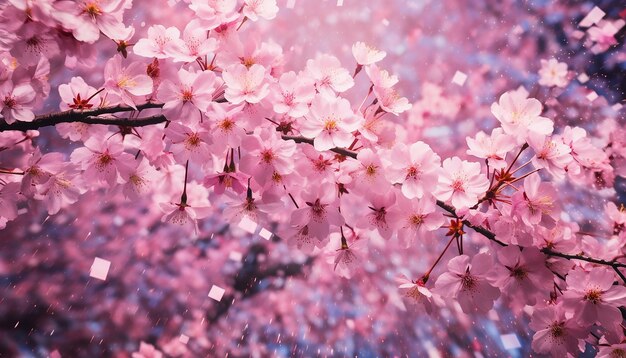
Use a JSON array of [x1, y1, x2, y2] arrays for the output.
[[37, 164, 85, 215], [69, 134, 134, 187], [133, 25, 180, 59], [239, 128, 297, 186], [161, 201, 211, 235], [344, 148, 387, 193], [491, 88, 554, 144], [270, 71, 315, 118], [120, 158, 159, 200], [435, 157, 489, 209], [538, 58, 569, 87], [372, 85, 412, 115], [103, 55, 153, 109], [0, 182, 21, 229], [355, 190, 396, 239], [290, 182, 344, 240], [434, 254, 500, 314], [21, 150, 65, 196], [325, 232, 366, 279], [54, 0, 133, 44], [58, 77, 102, 111], [305, 54, 354, 96], [165, 122, 213, 165], [189, 0, 238, 30], [165, 20, 218, 63], [397, 275, 433, 309], [243, 0, 278, 21], [207, 102, 246, 148], [491, 246, 552, 305], [529, 304, 585, 356], [300, 94, 362, 151], [385, 142, 441, 200], [365, 64, 398, 89], [511, 173, 558, 228], [606, 202, 626, 234], [387, 195, 445, 248], [466, 128, 516, 169], [157, 68, 221, 123], [0, 80, 36, 124], [222, 63, 270, 104], [528, 133, 573, 180], [352, 42, 386, 66], [562, 267, 626, 329]]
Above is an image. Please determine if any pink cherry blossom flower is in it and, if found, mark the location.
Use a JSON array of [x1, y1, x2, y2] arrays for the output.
[[222, 63, 270, 104], [466, 128, 516, 169], [435, 157, 489, 209], [355, 190, 396, 239], [396, 275, 433, 309], [103, 55, 153, 109], [372, 85, 412, 116], [188, 0, 238, 30], [58, 77, 102, 111], [325, 231, 366, 279], [239, 128, 296, 186], [300, 94, 362, 151], [385, 142, 441, 200], [283, 224, 319, 253], [0, 80, 35, 124], [387, 195, 445, 248], [54, 0, 133, 44], [491, 246, 553, 305], [606, 202, 626, 234], [161, 201, 211, 235], [164, 20, 218, 63], [491, 89, 554, 144], [528, 133, 573, 180], [207, 102, 246, 149], [434, 253, 500, 314], [21, 149, 65, 196], [270, 71, 315, 118], [560, 126, 609, 173], [511, 173, 559, 228], [165, 122, 213, 165], [0, 182, 21, 229], [562, 266, 626, 329], [290, 182, 344, 240], [538, 58, 569, 88], [10, 23, 60, 67], [133, 25, 180, 59], [157, 68, 221, 123], [36, 164, 85, 215], [598, 343, 626, 358], [305, 54, 354, 96], [69, 134, 134, 187], [344, 148, 388, 193], [119, 158, 160, 200], [529, 304, 586, 356], [243, 0, 278, 21], [293, 146, 336, 183], [204, 168, 247, 195], [365, 64, 399, 89], [352, 42, 386, 66]]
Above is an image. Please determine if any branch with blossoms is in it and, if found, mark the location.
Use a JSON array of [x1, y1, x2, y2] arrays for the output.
[[1, 0, 626, 357], [3, 101, 625, 278]]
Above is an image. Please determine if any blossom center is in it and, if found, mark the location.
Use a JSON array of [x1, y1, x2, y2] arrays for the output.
[[583, 289, 602, 304], [261, 149, 275, 163], [83, 3, 102, 18], [324, 118, 338, 131]]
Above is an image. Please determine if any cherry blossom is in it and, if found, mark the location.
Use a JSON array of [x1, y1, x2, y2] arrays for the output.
[[387, 195, 445, 248], [243, 0, 278, 22], [300, 93, 362, 151], [434, 253, 500, 314], [384, 141, 441, 200], [435, 157, 489, 209], [58, 76, 102, 111], [103, 55, 153, 109], [528, 132, 573, 180], [305, 54, 354, 96], [351, 42, 386, 66], [0, 80, 35, 123], [466, 128, 515, 170], [222, 63, 270, 104], [490, 89, 554, 144], [538, 58, 569, 88], [133, 25, 180, 59], [157, 68, 221, 123], [165, 20, 218, 63], [270, 71, 315, 118], [69, 134, 134, 187], [290, 182, 344, 240], [529, 304, 586, 356], [164, 122, 213, 165]]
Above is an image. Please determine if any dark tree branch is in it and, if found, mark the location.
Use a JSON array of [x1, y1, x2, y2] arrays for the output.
[[0, 102, 165, 131]]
